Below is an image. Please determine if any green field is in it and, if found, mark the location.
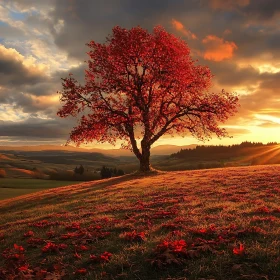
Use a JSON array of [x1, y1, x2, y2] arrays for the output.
[[0, 178, 80, 200]]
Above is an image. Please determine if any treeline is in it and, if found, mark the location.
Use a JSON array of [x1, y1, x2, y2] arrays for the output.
[[171, 141, 279, 160], [100, 166, 125, 179], [30, 165, 125, 181]]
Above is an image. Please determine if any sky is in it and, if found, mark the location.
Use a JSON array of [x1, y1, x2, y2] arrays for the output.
[[0, 0, 280, 149]]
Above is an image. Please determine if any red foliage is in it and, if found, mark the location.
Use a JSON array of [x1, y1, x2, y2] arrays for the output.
[[233, 243, 245, 255], [46, 230, 56, 238], [100, 252, 113, 262], [27, 237, 44, 246], [90, 252, 112, 263], [18, 265, 29, 271], [150, 239, 189, 267], [41, 242, 67, 253], [122, 230, 146, 242], [76, 245, 89, 251], [65, 222, 81, 230], [255, 206, 270, 213], [57, 25, 239, 171], [75, 268, 87, 275], [157, 240, 187, 253], [14, 244, 25, 253], [29, 220, 61, 228], [23, 231, 34, 238]]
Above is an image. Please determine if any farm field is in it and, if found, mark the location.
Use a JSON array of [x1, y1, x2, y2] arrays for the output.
[[0, 179, 81, 200], [1, 165, 280, 279]]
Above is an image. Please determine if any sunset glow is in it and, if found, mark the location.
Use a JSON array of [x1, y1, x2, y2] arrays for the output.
[[0, 1, 279, 148]]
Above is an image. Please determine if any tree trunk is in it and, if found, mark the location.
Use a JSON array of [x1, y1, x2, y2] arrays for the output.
[[139, 142, 151, 172]]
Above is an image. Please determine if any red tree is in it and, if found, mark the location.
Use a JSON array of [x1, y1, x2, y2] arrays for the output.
[[58, 26, 239, 172]]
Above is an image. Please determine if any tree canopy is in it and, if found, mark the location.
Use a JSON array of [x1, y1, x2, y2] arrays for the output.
[[58, 26, 239, 171]]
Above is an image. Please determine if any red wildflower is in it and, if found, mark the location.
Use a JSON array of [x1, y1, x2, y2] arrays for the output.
[[41, 242, 67, 253], [74, 252, 82, 259], [100, 252, 112, 262], [14, 244, 24, 253], [157, 240, 187, 252], [123, 230, 146, 242], [75, 268, 87, 275], [23, 231, 34, 238], [47, 230, 56, 238], [90, 254, 98, 261], [18, 265, 29, 271], [233, 243, 245, 255], [66, 222, 80, 230]]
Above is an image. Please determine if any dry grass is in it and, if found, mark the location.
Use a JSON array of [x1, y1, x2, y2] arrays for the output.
[[1, 165, 280, 279]]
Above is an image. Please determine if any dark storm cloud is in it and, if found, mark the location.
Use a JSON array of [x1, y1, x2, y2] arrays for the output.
[[0, 118, 73, 138], [55, 64, 87, 84], [243, 0, 280, 20], [199, 60, 260, 87], [0, 90, 57, 116], [0, 50, 45, 87], [0, 63, 86, 120], [49, 0, 201, 60]]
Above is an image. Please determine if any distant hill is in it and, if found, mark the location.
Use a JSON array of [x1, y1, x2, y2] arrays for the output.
[[0, 144, 197, 157], [151, 144, 197, 155]]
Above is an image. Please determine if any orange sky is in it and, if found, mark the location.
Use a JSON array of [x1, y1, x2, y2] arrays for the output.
[[0, 0, 280, 148]]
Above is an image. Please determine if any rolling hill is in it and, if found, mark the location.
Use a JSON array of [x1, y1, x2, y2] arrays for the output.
[[0, 144, 196, 156], [1, 165, 280, 279]]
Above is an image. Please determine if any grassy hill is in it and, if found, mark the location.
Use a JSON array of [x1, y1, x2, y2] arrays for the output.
[[1, 165, 280, 279], [0, 179, 81, 200], [157, 143, 280, 171]]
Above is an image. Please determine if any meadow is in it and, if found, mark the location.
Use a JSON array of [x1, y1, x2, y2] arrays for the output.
[[0, 179, 80, 200], [1, 165, 280, 279], [1, 143, 280, 201]]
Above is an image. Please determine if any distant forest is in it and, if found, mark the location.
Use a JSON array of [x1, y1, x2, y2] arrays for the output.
[[171, 141, 279, 162]]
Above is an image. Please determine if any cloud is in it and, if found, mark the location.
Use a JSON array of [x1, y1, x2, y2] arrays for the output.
[[223, 127, 251, 136], [242, 0, 280, 21], [258, 121, 280, 128], [234, 72, 280, 122], [0, 44, 46, 86], [0, 117, 72, 138], [209, 0, 250, 10], [0, 24, 24, 39], [171, 19, 197, 39], [0, 0, 280, 146], [202, 35, 238, 61], [206, 61, 260, 87]]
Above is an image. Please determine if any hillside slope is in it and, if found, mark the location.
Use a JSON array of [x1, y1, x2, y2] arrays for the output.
[[1, 165, 280, 279]]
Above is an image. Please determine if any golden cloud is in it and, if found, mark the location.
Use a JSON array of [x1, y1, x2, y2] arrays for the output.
[[0, 44, 47, 75], [171, 19, 197, 39], [202, 35, 238, 61]]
